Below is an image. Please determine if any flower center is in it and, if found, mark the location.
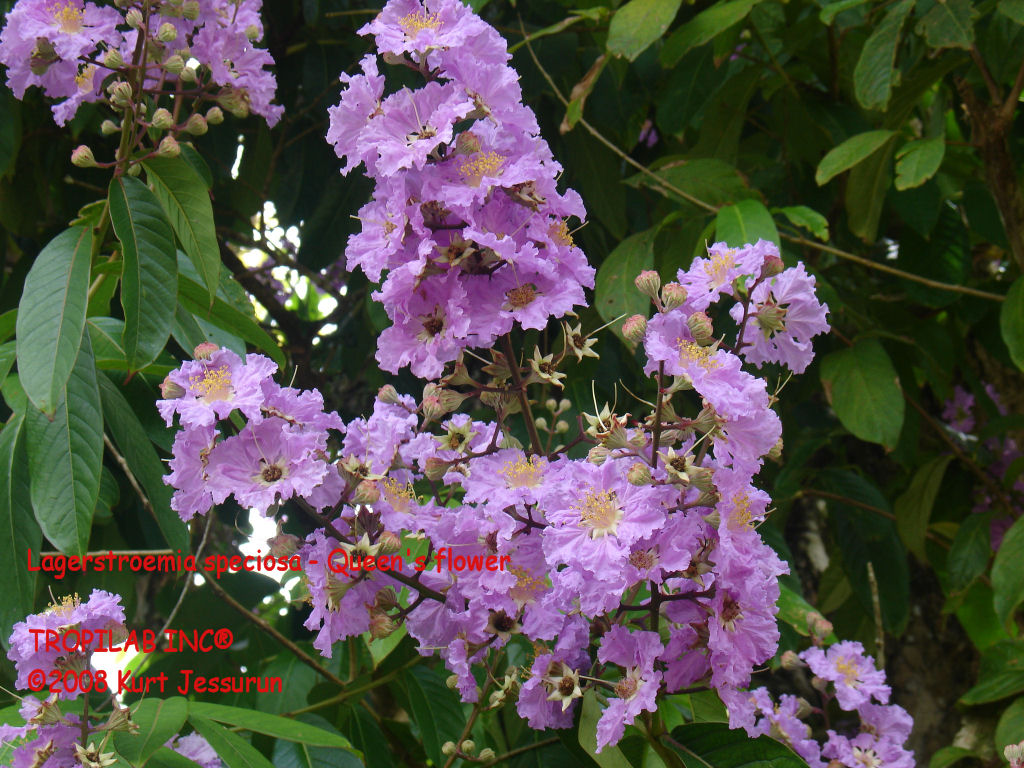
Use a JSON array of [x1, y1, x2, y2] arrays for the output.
[[50, 1, 84, 34], [557, 676, 577, 696], [46, 593, 81, 617], [417, 307, 446, 341], [458, 151, 504, 187], [508, 566, 544, 604], [614, 673, 641, 700], [382, 477, 416, 512], [549, 219, 573, 247], [506, 283, 537, 309], [834, 656, 860, 686], [75, 64, 95, 92], [190, 365, 233, 403], [720, 595, 743, 631], [257, 461, 287, 485], [729, 493, 753, 529], [706, 250, 736, 287], [399, 10, 441, 35], [499, 455, 546, 488], [678, 340, 720, 372], [852, 747, 882, 768], [628, 549, 657, 571], [572, 488, 623, 538]]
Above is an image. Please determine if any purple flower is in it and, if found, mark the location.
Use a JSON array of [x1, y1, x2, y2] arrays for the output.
[[166, 733, 223, 768], [800, 641, 890, 710], [165, 424, 218, 521], [158, 349, 277, 428], [678, 240, 770, 312], [942, 385, 975, 433]]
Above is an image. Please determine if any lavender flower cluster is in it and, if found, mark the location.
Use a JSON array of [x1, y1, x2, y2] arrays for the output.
[[2, 591, 222, 768], [0, 0, 281, 127], [326, 0, 594, 379]]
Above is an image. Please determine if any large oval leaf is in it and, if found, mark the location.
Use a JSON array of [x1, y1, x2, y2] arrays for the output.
[[853, 0, 914, 111], [594, 228, 657, 343], [114, 697, 189, 765], [666, 722, 810, 766], [16, 226, 92, 415], [1001, 277, 1024, 372], [109, 176, 178, 371], [607, 0, 682, 61], [188, 702, 355, 748], [815, 130, 895, 186], [0, 413, 42, 641], [820, 338, 904, 449], [188, 715, 275, 768], [714, 199, 779, 247], [25, 332, 102, 556], [993, 516, 1024, 626]]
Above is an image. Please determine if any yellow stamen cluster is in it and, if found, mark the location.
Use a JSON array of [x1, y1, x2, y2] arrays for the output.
[[678, 340, 720, 371], [190, 365, 233, 402], [499, 455, 546, 489], [399, 10, 441, 35], [509, 566, 545, 604], [834, 657, 860, 686], [382, 477, 416, 512], [458, 151, 504, 187], [75, 64, 95, 91], [572, 488, 623, 538], [47, 593, 81, 616], [50, 1, 84, 33], [729, 493, 753, 529], [549, 219, 573, 247], [706, 249, 736, 286]]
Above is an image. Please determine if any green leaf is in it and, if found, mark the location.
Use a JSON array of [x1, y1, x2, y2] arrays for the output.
[[999, 0, 1024, 25], [666, 722, 810, 766], [714, 199, 779, 247], [271, 741, 363, 768], [0, 413, 41, 644], [960, 641, 1024, 705], [626, 158, 756, 209], [660, 0, 761, 67], [178, 276, 285, 368], [146, 749, 203, 768], [114, 697, 189, 765], [773, 205, 829, 241], [993, 516, 1024, 626], [188, 715, 275, 768], [109, 176, 178, 371], [0, 341, 15, 385], [594, 228, 657, 342], [144, 156, 220, 304], [98, 375, 188, 552], [819, 0, 873, 25], [0, 309, 16, 344], [894, 455, 952, 561], [777, 582, 833, 639], [853, 0, 915, 111], [258, 653, 315, 715], [894, 136, 945, 191], [820, 338, 904, 449], [947, 513, 993, 592], [928, 746, 976, 768], [1001, 277, 1024, 372], [188, 702, 354, 748], [815, 130, 896, 186], [952, 580, 1009, 651], [403, 665, 466, 766], [578, 689, 632, 767], [996, 697, 1024, 753], [25, 332, 102, 556], [916, 0, 977, 49], [15, 226, 92, 414], [607, 0, 682, 61]]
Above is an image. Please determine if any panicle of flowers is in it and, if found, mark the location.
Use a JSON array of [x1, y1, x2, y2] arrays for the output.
[[0, 0, 281, 140], [157, 342, 344, 520], [326, 0, 594, 380]]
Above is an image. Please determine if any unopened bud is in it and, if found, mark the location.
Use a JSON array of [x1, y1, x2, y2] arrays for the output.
[[107, 80, 133, 108], [455, 131, 482, 156], [104, 704, 138, 733], [687, 312, 714, 345], [352, 480, 380, 505], [184, 113, 208, 135], [559, 398, 571, 412], [534, 416, 548, 432], [374, 586, 399, 611], [760, 250, 784, 278], [1006, 743, 1024, 768], [156, 22, 177, 42], [218, 88, 249, 118], [555, 419, 569, 433], [780, 650, 804, 671], [622, 314, 647, 345], [627, 462, 652, 486], [163, 54, 185, 74], [151, 107, 173, 130], [193, 342, 219, 360], [441, 742, 457, 757], [377, 531, 401, 554], [445, 675, 459, 689], [377, 384, 401, 405], [808, 613, 833, 640], [661, 282, 687, 310], [159, 376, 185, 399], [368, 611, 396, 640], [103, 48, 124, 69], [182, 0, 199, 18], [478, 748, 496, 760], [71, 145, 97, 168], [545, 398, 558, 412], [180, 65, 198, 83], [587, 445, 610, 465], [267, 530, 300, 559], [423, 457, 448, 482], [244, 24, 261, 41], [460, 741, 475, 754], [810, 675, 828, 694], [100, 119, 119, 135], [205, 105, 224, 125], [157, 135, 180, 158], [126, 162, 141, 176], [768, 437, 783, 462], [634, 270, 661, 302], [125, 8, 144, 28]]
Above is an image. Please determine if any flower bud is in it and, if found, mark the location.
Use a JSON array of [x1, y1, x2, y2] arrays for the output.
[[205, 105, 224, 125], [587, 445, 610, 465], [627, 462, 652, 486], [267, 530, 300, 559], [460, 741, 476, 754], [545, 398, 558, 412], [352, 480, 380, 505], [808, 613, 833, 640], [559, 398, 571, 412], [182, 0, 200, 19], [478, 748, 496, 761], [780, 650, 804, 671], [760, 250, 784, 278], [1007, 742, 1024, 768], [103, 48, 123, 69], [455, 131, 482, 156], [377, 384, 401, 405], [180, 65, 198, 83], [157, 135, 180, 158], [245, 24, 261, 41], [622, 314, 647, 345], [193, 342, 219, 360], [661, 282, 687, 310], [125, 8, 144, 28], [768, 437, 783, 462], [555, 419, 569, 433], [634, 269, 661, 302], [377, 531, 401, 554], [159, 376, 185, 399], [441, 742, 457, 757], [445, 675, 459, 690], [151, 107, 173, 130], [71, 145, 97, 168], [218, 88, 249, 118], [126, 162, 142, 176], [687, 312, 714, 346], [534, 416, 548, 432], [107, 80, 133, 109], [368, 610, 396, 640], [157, 22, 177, 42], [423, 457, 448, 482], [163, 54, 185, 74], [184, 113, 208, 135], [100, 119, 120, 135]]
